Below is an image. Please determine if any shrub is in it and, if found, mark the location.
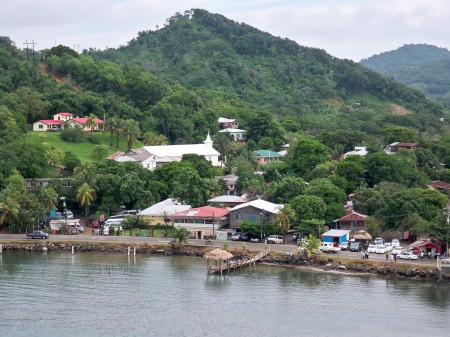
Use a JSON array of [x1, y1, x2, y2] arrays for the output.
[[86, 134, 101, 144], [60, 127, 84, 143]]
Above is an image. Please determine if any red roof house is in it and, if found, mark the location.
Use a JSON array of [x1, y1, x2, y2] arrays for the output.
[[338, 210, 367, 230], [169, 206, 230, 239]]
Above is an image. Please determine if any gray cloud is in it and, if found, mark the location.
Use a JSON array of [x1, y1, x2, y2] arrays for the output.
[[1, 0, 449, 60]]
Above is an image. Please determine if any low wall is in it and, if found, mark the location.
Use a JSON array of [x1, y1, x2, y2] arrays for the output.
[[1, 241, 448, 282]]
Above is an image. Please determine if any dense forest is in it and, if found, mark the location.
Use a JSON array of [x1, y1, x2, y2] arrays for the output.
[[0, 9, 450, 244], [361, 44, 450, 106]]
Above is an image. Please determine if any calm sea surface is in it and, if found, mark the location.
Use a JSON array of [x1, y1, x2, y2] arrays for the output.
[[0, 251, 449, 337]]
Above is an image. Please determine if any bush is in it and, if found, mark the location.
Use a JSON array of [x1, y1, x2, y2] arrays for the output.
[[86, 134, 101, 144], [60, 127, 85, 143]]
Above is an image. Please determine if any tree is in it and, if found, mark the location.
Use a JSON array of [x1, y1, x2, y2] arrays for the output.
[[305, 178, 346, 204], [240, 221, 260, 237], [171, 169, 210, 207], [290, 195, 326, 222], [286, 136, 329, 176], [36, 187, 58, 213], [181, 154, 215, 179], [276, 205, 295, 234], [303, 234, 321, 257], [382, 126, 418, 144], [76, 183, 96, 225], [0, 197, 20, 229], [92, 144, 110, 161], [246, 111, 285, 148], [62, 151, 81, 172], [86, 113, 98, 134], [143, 131, 168, 146], [171, 227, 191, 246], [123, 119, 141, 151], [336, 156, 365, 192]]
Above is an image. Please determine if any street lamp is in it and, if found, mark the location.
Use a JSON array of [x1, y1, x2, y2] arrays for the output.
[[60, 196, 67, 234], [260, 212, 264, 241]]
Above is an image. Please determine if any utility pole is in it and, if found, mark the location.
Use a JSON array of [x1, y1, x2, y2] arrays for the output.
[[446, 204, 450, 257], [73, 44, 80, 53], [23, 40, 30, 61], [31, 40, 37, 62]]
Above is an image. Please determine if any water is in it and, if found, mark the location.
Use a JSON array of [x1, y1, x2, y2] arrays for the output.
[[1, 252, 449, 337]]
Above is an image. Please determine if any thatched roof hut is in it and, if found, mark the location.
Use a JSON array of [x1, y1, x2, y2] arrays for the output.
[[203, 248, 233, 261], [204, 248, 233, 274], [352, 230, 372, 241]]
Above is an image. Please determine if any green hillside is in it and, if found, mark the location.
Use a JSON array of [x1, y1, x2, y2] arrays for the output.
[[86, 9, 449, 136], [361, 44, 450, 106]]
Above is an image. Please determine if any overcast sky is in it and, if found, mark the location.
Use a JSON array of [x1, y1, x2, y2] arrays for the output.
[[2, 0, 449, 61]]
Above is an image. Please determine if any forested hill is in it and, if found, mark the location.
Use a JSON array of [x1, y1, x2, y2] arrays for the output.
[[361, 44, 450, 106], [86, 9, 448, 134]]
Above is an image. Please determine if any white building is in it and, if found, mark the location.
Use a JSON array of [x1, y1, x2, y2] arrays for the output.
[[111, 134, 220, 170]]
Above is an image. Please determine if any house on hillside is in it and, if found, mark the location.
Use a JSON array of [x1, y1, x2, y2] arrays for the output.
[[218, 117, 239, 129], [169, 206, 229, 239], [336, 202, 368, 230], [229, 199, 283, 230], [137, 198, 191, 225], [429, 180, 450, 191], [254, 150, 283, 165], [219, 128, 247, 141], [343, 146, 368, 158], [384, 142, 418, 154], [215, 174, 239, 195], [33, 112, 104, 132], [110, 133, 221, 170], [207, 195, 249, 207], [25, 178, 73, 192]]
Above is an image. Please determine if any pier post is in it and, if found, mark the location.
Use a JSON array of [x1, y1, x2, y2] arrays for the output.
[[0, 244, 2, 254], [133, 247, 136, 256], [128, 246, 131, 256], [72, 246, 74, 255]]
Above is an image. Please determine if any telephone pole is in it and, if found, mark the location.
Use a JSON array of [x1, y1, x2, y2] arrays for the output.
[[23, 40, 30, 61]]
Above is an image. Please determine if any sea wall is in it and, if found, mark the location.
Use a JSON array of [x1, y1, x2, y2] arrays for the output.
[[1, 241, 449, 282]]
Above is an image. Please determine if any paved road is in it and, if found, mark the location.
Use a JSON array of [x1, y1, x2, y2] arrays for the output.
[[0, 234, 439, 267]]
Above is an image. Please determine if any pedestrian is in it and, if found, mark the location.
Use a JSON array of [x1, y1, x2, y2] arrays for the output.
[[385, 252, 388, 261], [394, 253, 397, 262], [365, 251, 369, 260], [361, 250, 365, 259], [420, 251, 424, 260]]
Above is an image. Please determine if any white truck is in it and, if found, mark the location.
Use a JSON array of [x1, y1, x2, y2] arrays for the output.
[[319, 242, 341, 253]]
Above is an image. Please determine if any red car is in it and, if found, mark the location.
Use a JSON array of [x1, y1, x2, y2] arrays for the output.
[[91, 220, 100, 228]]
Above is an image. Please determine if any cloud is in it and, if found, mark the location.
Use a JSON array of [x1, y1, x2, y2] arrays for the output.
[[1, 0, 449, 60]]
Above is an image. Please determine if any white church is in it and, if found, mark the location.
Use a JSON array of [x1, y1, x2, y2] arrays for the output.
[[109, 133, 220, 170]]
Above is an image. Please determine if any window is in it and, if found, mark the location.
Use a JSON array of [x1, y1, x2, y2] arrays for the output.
[[249, 213, 255, 221], [38, 124, 43, 129], [235, 213, 243, 220]]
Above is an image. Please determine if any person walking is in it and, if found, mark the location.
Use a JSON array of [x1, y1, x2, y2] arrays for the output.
[[385, 252, 389, 261], [420, 251, 424, 260], [361, 250, 365, 259], [365, 251, 369, 260]]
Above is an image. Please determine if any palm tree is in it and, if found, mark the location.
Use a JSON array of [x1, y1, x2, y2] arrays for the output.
[[37, 187, 58, 213], [76, 183, 96, 225], [276, 205, 295, 234], [74, 162, 97, 189], [104, 117, 118, 146], [114, 118, 126, 148], [85, 113, 98, 134], [143, 131, 168, 146], [171, 227, 191, 247], [303, 234, 321, 257], [0, 197, 20, 229], [124, 119, 141, 151]]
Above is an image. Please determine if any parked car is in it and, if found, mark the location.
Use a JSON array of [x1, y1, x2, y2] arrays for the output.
[[239, 232, 251, 241], [367, 245, 378, 253], [442, 258, 450, 264], [375, 245, 387, 254], [250, 236, 260, 243], [391, 239, 400, 248], [384, 243, 393, 252], [392, 246, 405, 256], [319, 242, 340, 253], [65, 210, 74, 219], [267, 235, 284, 244], [397, 252, 418, 260], [374, 238, 384, 246], [339, 242, 350, 250], [231, 233, 241, 241], [349, 242, 364, 252], [26, 230, 49, 239]]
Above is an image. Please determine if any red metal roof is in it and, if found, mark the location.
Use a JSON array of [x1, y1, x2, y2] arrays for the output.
[[170, 206, 229, 218], [38, 119, 65, 125], [431, 180, 450, 189], [339, 211, 367, 222], [106, 151, 124, 160], [72, 117, 104, 125]]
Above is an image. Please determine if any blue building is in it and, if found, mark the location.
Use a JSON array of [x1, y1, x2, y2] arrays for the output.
[[321, 229, 351, 244]]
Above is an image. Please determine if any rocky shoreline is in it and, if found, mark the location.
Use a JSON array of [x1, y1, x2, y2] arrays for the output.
[[2, 241, 449, 282]]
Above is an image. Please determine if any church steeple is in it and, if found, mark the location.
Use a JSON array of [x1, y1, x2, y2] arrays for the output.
[[203, 132, 213, 147]]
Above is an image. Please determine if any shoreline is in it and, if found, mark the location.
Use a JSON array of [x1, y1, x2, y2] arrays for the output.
[[1, 240, 449, 282]]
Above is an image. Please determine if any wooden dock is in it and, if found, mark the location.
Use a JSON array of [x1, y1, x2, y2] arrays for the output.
[[207, 248, 271, 274]]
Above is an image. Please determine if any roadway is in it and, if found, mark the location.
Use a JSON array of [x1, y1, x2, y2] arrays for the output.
[[0, 234, 439, 267]]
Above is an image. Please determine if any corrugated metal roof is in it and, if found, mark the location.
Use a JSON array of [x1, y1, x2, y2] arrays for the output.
[[138, 198, 191, 216], [322, 229, 351, 237], [229, 199, 283, 214]]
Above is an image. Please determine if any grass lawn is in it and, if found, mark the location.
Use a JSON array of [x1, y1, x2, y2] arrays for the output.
[[27, 131, 143, 163]]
